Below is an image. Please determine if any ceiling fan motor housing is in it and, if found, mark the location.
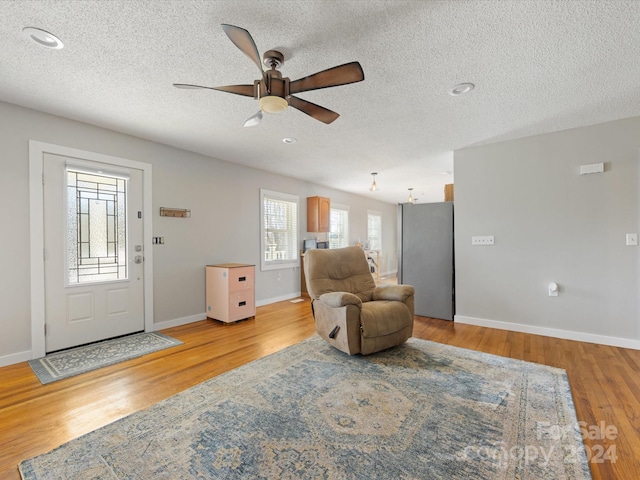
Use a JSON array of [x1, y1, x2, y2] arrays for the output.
[[256, 58, 291, 113]]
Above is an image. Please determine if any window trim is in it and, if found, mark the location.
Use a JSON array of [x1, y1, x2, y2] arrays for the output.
[[260, 188, 300, 271]]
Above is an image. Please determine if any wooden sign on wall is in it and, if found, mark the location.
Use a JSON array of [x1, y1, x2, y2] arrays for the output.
[[160, 207, 191, 218]]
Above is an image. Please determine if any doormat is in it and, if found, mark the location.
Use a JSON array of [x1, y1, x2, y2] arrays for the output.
[[28, 332, 183, 384]]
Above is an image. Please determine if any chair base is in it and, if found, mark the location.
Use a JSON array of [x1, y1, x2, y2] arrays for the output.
[[313, 300, 413, 355]]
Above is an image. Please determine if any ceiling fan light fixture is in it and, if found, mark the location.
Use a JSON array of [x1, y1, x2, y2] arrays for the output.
[[23, 27, 64, 49], [259, 96, 288, 114]]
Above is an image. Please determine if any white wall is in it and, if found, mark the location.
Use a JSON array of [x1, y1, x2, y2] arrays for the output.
[[0, 101, 397, 365], [454, 116, 640, 348]]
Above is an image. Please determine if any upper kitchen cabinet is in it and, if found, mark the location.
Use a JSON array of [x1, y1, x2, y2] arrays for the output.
[[307, 196, 330, 232]]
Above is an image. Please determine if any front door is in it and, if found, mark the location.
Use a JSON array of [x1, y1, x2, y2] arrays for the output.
[[43, 153, 145, 352]]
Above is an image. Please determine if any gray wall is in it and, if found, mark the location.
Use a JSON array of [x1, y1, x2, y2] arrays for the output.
[[454, 116, 640, 346], [0, 101, 397, 365]]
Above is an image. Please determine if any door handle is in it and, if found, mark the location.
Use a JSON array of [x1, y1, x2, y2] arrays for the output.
[[135, 255, 143, 264]]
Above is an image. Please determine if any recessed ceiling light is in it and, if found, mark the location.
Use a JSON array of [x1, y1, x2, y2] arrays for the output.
[[448, 83, 474, 96], [282, 137, 297, 144], [23, 27, 64, 49]]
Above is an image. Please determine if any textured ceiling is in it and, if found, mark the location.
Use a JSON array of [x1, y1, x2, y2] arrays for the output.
[[2, 1, 640, 203]]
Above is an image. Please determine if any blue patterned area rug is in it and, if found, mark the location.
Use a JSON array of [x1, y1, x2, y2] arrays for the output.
[[19, 336, 591, 479], [28, 332, 183, 384]]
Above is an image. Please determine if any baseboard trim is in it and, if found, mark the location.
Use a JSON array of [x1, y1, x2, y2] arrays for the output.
[[454, 315, 640, 350], [0, 350, 33, 368], [257, 293, 303, 307], [153, 313, 206, 332]]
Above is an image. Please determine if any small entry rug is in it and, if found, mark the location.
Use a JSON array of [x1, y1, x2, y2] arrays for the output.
[[28, 332, 183, 384], [19, 336, 591, 479]]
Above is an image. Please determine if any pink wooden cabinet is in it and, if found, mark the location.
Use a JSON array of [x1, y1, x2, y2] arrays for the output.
[[206, 263, 256, 323]]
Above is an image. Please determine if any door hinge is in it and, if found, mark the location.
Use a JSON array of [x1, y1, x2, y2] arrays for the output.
[[44, 324, 47, 336]]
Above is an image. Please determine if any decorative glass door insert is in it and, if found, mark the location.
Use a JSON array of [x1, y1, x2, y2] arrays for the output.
[[67, 169, 128, 284]]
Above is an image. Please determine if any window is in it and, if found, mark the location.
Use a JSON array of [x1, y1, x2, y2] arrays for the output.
[[67, 169, 128, 284], [329, 204, 349, 249], [260, 189, 299, 271], [367, 211, 382, 251]]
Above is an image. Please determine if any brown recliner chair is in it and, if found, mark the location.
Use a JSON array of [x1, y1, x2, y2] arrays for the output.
[[304, 246, 415, 355]]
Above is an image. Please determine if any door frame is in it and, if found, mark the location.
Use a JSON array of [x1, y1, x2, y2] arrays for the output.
[[29, 140, 154, 358]]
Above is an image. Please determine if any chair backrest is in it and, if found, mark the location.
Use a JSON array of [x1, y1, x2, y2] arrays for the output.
[[304, 246, 377, 301]]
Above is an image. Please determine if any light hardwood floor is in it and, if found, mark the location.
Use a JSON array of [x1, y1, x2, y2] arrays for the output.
[[1, 299, 639, 480]]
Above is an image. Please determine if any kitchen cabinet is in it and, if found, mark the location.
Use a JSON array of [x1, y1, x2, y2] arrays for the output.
[[307, 196, 330, 232]]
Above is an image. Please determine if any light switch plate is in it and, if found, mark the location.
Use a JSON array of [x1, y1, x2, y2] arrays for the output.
[[579, 163, 605, 175], [626, 233, 638, 246], [472, 235, 495, 245]]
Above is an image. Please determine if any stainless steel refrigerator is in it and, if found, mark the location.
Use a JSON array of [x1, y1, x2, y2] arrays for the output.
[[397, 202, 454, 320]]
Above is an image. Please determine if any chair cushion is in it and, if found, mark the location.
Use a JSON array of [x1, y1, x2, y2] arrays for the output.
[[305, 247, 376, 300], [360, 301, 412, 338]]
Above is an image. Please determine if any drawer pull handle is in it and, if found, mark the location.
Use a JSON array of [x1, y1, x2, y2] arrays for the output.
[[239, 301, 246, 307], [238, 277, 246, 282]]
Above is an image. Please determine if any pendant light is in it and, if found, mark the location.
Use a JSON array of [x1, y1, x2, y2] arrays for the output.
[[407, 188, 415, 204], [369, 172, 378, 191]]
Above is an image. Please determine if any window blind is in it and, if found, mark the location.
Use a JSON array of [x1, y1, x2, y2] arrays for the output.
[[330, 206, 349, 249], [261, 189, 299, 270], [367, 212, 382, 251]]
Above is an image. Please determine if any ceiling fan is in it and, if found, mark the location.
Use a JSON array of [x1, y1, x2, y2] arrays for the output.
[[174, 24, 365, 126]]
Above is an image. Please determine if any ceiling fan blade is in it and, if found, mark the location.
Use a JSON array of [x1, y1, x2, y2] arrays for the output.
[[221, 24, 264, 76], [288, 96, 340, 124], [211, 84, 255, 97], [173, 83, 216, 89], [174, 83, 255, 97], [289, 62, 364, 95]]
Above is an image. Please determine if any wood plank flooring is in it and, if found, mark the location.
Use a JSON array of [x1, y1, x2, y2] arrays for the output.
[[1, 298, 639, 479]]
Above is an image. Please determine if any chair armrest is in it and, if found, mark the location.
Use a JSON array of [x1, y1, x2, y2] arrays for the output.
[[373, 285, 415, 302], [318, 292, 363, 308]]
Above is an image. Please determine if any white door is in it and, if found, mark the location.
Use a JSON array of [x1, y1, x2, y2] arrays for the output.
[[43, 153, 145, 352]]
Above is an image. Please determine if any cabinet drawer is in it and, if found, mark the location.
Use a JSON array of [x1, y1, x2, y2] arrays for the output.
[[228, 293, 255, 321], [228, 266, 254, 292]]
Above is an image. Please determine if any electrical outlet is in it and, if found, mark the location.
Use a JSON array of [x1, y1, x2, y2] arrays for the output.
[[472, 235, 495, 245]]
